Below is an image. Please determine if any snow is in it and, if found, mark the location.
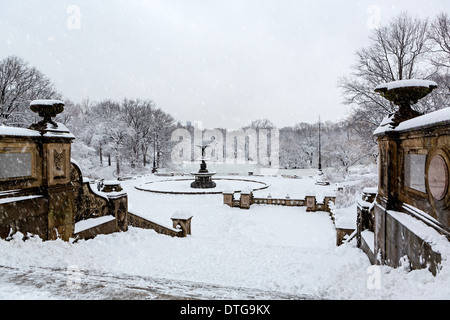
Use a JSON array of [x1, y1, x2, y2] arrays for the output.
[[387, 210, 450, 255], [0, 122, 75, 139], [334, 203, 357, 229], [374, 107, 450, 135], [30, 99, 64, 106], [0, 280, 57, 300], [42, 122, 75, 139], [362, 187, 377, 194], [0, 195, 42, 205], [361, 230, 375, 252], [375, 79, 438, 91], [0, 126, 40, 137], [0, 173, 449, 299], [74, 215, 116, 234], [394, 107, 450, 132], [171, 211, 193, 220]]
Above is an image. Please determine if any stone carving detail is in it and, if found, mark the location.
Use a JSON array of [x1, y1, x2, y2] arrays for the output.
[[428, 155, 448, 201], [379, 144, 387, 191], [70, 163, 108, 223], [54, 150, 64, 171], [70, 164, 83, 222], [117, 202, 127, 231]]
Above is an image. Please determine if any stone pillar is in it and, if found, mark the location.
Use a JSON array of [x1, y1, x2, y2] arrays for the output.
[[305, 195, 316, 212], [25, 100, 76, 241], [240, 190, 253, 209], [102, 181, 128, 232], [41, 127, 76, 241], [47, 188, 75, 241], [171, 211, 193, 237], [285, 195, 291, 206], [223, 191, 234, 207], [109, 196, 128, 232]]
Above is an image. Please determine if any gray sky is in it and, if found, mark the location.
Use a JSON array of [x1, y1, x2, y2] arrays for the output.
[[1, 0, 448, 129]]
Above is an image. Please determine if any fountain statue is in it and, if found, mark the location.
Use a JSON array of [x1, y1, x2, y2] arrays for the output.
[[190, 143, 217, 189]]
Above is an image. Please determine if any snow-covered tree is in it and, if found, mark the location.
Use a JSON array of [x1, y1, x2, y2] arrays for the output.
[[338, 12, 433, 131], [0, 55, 60, 126]]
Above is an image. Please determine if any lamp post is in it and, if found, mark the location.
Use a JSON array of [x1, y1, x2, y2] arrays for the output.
[[318, 116, 323, 176], [152, 131, 157, 173]]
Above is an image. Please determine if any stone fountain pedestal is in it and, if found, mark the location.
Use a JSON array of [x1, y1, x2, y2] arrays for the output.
[[190, 158, 216, 189]]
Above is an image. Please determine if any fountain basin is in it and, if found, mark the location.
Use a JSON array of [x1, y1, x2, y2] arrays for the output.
[[190, 171, 217, 189], [135, 177, 269, 195]]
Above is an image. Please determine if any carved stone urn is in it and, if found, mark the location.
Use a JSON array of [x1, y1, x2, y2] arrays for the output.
[[375, 79, 437, 126], [29, 99, 65, 130]]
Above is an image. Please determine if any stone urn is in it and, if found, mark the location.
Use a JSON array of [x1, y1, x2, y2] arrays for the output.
[[375, 79, 437, 125], [29, 99, 65, 130]]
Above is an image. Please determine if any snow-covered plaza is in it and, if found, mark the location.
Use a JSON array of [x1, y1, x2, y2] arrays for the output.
[[1, 169, 450, 300]]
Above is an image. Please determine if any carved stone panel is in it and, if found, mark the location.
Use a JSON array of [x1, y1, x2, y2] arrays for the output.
[[404, 153, 427, 193], [45, 143, 71, 186], [0, 153, 32, 180], [0, 141, 40, 191], [428, 155, 448, 201]]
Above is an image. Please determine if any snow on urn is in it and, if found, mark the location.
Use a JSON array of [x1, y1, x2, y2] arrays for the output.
[[29, 99, 65, 130], [374, 79, 437, 126]]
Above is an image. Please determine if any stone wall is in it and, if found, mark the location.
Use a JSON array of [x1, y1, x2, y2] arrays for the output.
[[374, 204, 442, 275], [0, 122, 76, 241], [0, 100, 129, 241], [223, 191, 336, 213], [73, 218, 117, 241], [0, 195, 47, 239], [370, 107, 450, 274], [128, 212, 184, 237]]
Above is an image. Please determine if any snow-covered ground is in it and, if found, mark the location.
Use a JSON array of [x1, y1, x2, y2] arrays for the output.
[[1, 169, 450, 300]]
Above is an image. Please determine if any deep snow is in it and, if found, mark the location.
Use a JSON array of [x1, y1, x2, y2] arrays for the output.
[[0, 171, 450, 300]]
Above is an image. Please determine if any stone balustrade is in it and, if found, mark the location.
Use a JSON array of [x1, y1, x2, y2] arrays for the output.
[[223, 191, 336, 213]]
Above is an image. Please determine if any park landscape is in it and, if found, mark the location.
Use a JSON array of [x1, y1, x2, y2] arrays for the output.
[[0, 1, 450, 301]]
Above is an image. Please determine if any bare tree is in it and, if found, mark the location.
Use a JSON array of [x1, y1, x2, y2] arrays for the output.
[[150, 107, 176, 168], [338, 12, 432, 130], [427, 13, 450, 111], [429, 13, 450, 68], [0, 55, 60, 126], [245, 119, 275, 130], [121, 98, 154, 167]]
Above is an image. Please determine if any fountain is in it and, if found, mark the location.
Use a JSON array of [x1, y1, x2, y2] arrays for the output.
[[190, 143, 217, 189]]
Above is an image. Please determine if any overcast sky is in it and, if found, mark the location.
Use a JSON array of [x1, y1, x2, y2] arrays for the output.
[[1, 0, 448, 129]]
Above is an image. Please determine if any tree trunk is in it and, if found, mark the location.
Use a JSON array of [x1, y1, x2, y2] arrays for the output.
[[99, 143, 103, 166]]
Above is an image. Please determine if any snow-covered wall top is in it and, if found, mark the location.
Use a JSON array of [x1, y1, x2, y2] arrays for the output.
[[374, 107, 450, 136], [0, 126, 40, 137], [41, 122, 75, 139], [375, 79, 438, 91], [30, 99, 64, 106], [0, 123, 75, 139]]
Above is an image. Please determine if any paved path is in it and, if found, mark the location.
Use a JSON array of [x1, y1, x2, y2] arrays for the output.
[[0, 265, 315, 300]]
